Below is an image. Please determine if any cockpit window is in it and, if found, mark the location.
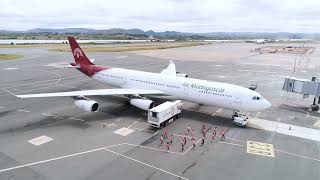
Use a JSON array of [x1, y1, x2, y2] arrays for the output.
[[252, 96, 262, 100]]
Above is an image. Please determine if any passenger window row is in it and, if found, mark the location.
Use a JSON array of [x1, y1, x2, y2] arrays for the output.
[[199, 90, 232, 98]]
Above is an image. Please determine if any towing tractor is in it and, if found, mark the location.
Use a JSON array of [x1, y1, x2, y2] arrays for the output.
[[148, 100, 183, 128]]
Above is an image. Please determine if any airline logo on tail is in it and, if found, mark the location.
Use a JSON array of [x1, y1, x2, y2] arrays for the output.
[[73, 48, 83, 58]]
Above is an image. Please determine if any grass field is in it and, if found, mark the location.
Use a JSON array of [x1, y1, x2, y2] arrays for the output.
[[0, 54, 23, 60], [49, 42, 208, 52], [0, 42, 209, 52]]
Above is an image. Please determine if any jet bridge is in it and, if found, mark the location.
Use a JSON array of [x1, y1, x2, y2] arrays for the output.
[[282, 76, 320, 110]]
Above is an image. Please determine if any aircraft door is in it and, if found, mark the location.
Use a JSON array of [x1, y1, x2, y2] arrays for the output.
[[233, 96, 242, 109]]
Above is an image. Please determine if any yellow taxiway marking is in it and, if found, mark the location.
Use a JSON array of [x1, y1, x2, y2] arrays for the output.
[[313, 120, 320, 128], [247, 141, 275, 158]]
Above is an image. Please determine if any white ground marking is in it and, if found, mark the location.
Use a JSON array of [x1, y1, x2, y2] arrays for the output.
[[238, 63, 282, 67], [313, 120, 320, 128], [18, 109, 30, 113], [41, 113, 57, 117], [0, 143, 125, 173], [0, 106, 6, 108], [215, 64, 223, 67], [28, 135, 53, 146], [1, 88, 16, 96], [247, 118, 320, 142], [132, 127, 155, 133], [218, 141, 243, 147], [183, 138, 202, 155], [3, 67, 19, 70], [104, 148, 189, 180], [217, 76, 225, 78], [127, 121, 138, 129], [68, 117, 85, 121], [274, 149, 320, 162], [216, 108, 223, 113], [116, 55, 128, 59], [247, 141, 275, 158], [173, 133, 193, 139], [124, 143, 184, 155], [239, 69, 277, 74], [153, 130, 159, 136], [114, 127, 135, 136]]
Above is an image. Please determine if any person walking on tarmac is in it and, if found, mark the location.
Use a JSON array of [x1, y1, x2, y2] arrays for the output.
[[166, 141, 170, 151], [181, 140, 185, 151], [191, 129, 195, 140], [201, 136, 205, 145], [183, 135, 187, 145], [221, 129, 225, 141], [169, 134, 173, 144], [163, 129, 168, 139], [187, 124, 191, 134], [160, 135, 164, 145], [192, 138, 196, 148], [211, 131, 215, 142]]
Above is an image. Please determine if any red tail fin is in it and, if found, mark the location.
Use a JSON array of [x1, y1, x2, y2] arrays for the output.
[[68, 37, 94, 66]]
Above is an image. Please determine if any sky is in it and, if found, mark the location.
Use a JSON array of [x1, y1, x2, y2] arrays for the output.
[[1, 0, 320, 33]]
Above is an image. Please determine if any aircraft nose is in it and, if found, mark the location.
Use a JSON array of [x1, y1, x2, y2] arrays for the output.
[[263, 99, 271, 109]]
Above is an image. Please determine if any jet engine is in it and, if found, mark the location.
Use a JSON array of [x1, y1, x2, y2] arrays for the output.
[[74, 99, 99, 112], [130, 99, 154, 110]]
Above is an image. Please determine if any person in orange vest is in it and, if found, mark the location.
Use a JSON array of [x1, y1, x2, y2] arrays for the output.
[[191, 129, 195, 140], [192, 138, 196, 148], [166, 141, 170, 151], [163, 129, 168, 139], [169, 134, 173, 144], [160, 135, 164, 145], [221, 129, 225, 141]]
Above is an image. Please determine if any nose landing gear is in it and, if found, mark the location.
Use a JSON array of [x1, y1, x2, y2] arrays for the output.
[[232, 110, 248, 127]]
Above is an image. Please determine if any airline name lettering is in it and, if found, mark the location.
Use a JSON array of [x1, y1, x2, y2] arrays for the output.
[[191, 84, 224, 93]]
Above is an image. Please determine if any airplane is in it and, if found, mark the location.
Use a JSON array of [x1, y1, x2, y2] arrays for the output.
[[17, 37, 271, 119]]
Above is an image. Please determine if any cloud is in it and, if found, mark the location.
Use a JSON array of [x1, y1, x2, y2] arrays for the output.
[[1, 0, 320, 32]]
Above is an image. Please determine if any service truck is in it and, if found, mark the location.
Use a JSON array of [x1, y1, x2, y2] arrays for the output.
[[148, 100, 183, 128]]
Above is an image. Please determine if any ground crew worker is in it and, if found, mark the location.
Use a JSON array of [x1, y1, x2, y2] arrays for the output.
[[201, 136, 205, 145], [191, 129, 195, 139], [160, 135, 164, 145], [221, 129, 225, 141], [166, 141, 170, 151], [181, 140, 185, 151], [187, 124, 191, 134], [163, 129, 168, 139], [169, 134, 173, 144], [183, 136, 187, 145], [192, 138, 196, 148], [211, 131, 215, 142], [213, 127, 217, 136]]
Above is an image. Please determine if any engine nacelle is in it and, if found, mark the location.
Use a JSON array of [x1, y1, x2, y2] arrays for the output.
[[130, 99, 154, 111], [74, 100, 99, 112], [176, 72, 188, 78]]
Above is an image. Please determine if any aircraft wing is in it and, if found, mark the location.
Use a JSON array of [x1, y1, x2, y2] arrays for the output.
[[16, 89, 164, 98]]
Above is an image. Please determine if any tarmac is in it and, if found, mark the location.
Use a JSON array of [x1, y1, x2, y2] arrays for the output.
[[0, 42, 319, 180]]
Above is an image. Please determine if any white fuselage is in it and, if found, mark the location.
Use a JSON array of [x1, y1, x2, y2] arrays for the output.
[[93, 68, 271, 112]]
